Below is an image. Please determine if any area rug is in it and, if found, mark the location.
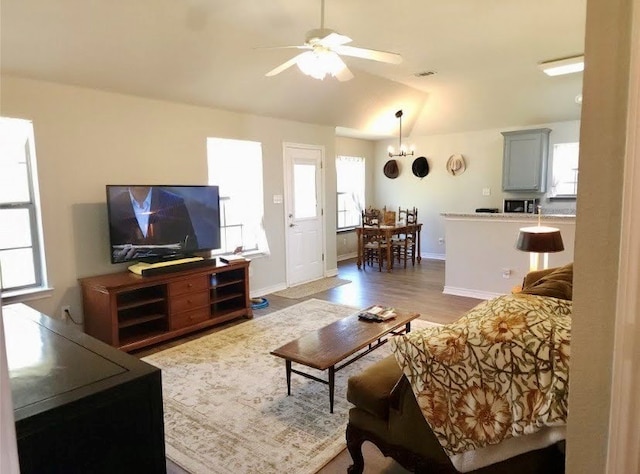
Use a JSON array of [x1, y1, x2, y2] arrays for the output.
[[271, 277, 351, 299], [142, 299, 435, 474]]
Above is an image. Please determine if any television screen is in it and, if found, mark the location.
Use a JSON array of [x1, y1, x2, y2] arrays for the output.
[[106, 185, 221, 263]]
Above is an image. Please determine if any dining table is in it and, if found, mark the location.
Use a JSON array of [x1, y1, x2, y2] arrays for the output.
[[356, 222, 422, 272]]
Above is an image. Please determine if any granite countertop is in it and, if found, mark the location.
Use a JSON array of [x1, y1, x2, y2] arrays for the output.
[[441, 212, 576, 219]]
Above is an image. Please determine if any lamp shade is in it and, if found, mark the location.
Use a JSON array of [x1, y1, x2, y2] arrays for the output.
[[516, 226, 565, 253]]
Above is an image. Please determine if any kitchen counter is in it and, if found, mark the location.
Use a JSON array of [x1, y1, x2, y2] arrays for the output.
[[441, 212, 576, 220], [441, 213, 575, 299]]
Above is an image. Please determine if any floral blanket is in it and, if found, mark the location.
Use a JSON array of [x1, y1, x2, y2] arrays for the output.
[[391, 293, 571, 460]]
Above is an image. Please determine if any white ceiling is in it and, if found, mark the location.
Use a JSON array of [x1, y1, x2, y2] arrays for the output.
[[0, 0, 586, 138]]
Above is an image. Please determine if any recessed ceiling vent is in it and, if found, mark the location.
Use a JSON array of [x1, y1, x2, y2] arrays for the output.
[[414, 71, 436, 77]]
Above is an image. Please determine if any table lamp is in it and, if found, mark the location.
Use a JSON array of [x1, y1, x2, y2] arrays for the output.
[[516, 209, 564, 271]]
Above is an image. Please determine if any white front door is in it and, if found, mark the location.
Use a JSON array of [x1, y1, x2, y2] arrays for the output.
[[283, 143, 324, 287]]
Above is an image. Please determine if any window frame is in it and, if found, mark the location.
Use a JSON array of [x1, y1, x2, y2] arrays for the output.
[[336, 155, 365, 231], [206, 137, 269, 257], [0, 117, 48, 299], [549, 141, 580, 199]]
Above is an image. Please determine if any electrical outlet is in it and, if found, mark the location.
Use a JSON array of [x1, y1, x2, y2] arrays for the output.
[[482, 187, 491, 196], [502, 269, 511, 279], [61, 305, 71, 321]]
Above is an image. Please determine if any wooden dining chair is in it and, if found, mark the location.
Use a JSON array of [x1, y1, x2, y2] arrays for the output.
[[392, 207, 418, 268], [361, 208, 388, 271]]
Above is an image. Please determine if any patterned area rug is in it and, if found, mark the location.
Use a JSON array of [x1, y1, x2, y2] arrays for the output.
[[271, 277, 351, 299], [142, 299, 434, 474]]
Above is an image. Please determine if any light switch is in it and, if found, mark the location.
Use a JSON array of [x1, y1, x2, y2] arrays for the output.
[[482, 187, 491, 196]]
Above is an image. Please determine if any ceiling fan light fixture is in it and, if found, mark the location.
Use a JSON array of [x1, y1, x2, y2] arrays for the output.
[[538, 55, 584, 76], [263, 0, 401, 81], [296, 50, 346, 80]]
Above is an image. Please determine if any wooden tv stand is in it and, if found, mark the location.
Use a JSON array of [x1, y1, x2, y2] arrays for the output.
[[80, 259, 252, 352]]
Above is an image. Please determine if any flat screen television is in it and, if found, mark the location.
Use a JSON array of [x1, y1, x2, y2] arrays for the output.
[[106, 185, 221, 264]]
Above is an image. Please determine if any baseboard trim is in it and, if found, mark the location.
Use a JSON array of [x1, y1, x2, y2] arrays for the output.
[[252, 269, 340, 297], [251, 283, 286, 299], [337, 252, 358, 262], [325, 268, 339, 277], [443, 286, 501, 300], [422, 252, 446, 261]]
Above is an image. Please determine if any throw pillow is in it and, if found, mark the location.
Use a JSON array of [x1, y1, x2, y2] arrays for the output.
[[521, 262, 573, 300]]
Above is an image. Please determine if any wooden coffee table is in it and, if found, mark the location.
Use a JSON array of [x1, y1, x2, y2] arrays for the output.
[[270, 309, 420, 413]]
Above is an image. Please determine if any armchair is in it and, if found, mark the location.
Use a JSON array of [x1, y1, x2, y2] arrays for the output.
[[346, 264, 573, 473]]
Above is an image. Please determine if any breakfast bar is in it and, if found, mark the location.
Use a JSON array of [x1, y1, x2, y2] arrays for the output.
[[442, 212, 576, 299]]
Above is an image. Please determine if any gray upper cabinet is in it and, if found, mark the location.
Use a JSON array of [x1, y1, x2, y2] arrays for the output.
[[501, 128, 551, 192]]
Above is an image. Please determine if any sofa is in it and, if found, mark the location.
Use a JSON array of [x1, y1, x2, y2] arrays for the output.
[[346, 264, 573, 473]]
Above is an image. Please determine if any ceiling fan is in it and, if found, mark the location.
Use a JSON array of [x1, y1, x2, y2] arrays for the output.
[[263, 0, 403, 81]]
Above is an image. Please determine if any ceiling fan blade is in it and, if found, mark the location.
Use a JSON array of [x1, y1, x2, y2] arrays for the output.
[[255, 45, 310, 51], [333, 45, 403, 64], [335, 64, 354, 82], [318, 32, 352, 47], [265, 52, 308, 77]]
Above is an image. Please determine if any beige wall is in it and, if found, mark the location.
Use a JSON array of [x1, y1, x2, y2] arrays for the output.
[[444, 215, 575, 298], [566, 0, 634, 472], [373, 120, 580, 259], [1, 0, 636, 466], [0, 76, 338, 320]]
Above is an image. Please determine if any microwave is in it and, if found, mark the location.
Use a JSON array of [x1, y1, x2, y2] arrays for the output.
[[503, 198, 540, 214]]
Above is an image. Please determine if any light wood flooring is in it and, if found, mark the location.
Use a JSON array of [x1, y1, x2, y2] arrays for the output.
[[139, 258, 482, 473]]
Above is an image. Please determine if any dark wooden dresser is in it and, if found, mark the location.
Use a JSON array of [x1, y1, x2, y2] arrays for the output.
[[4, 303, 166, 474]]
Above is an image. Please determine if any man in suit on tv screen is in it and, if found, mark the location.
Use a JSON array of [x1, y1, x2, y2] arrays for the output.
[[109, 186, 199, 263]]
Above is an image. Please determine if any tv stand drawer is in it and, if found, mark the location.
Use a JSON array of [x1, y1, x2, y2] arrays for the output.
[[168, 276, 209, 296], [170, 290, 209, 314], [171, 307, 211, 330]]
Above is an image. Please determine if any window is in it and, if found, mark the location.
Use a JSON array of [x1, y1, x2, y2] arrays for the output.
[[550, 142, 579, 197], [207, 138, 269, 255], [336, 155, 365, 230], [0, 117, 47, 295]]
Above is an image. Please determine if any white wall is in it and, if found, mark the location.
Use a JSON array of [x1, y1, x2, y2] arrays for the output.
[[373, 120, 580, 259], [1, 76, 338, 320], [443, 215, 576, 298]]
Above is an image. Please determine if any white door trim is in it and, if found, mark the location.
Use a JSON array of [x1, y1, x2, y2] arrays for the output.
[[282, 142, 326, 287]]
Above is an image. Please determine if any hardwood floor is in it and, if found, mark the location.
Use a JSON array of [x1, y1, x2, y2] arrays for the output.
[[135, 258, 480, 359], [138, 258, 482, 473], [248, 257, 481, 326]]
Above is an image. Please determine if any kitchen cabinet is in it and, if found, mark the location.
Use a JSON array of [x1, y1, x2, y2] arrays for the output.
[[501, 128, 551, 192]]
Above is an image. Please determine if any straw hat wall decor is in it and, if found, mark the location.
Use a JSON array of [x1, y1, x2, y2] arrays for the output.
[[446, 153, 466, 176]]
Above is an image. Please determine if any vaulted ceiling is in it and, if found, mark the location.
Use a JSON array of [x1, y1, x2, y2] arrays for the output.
[[0, 0, 586, 138]]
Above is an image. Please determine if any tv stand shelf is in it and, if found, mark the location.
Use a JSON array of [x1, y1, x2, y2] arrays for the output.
[[80, 259, 252, 352]]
